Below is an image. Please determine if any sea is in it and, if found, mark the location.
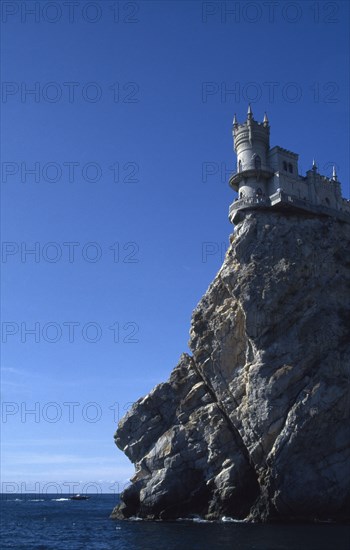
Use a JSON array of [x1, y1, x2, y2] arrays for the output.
[[1, 494, 349, 550]]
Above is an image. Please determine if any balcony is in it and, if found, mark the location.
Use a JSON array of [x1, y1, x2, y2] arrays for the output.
[[229, 168, 274, 190], [229, 190, 350, 225], [229, 195, 270, 223]]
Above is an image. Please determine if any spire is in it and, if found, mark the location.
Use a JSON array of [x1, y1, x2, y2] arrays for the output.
[[247, 103, 253, 119], [233, 113, 238, 126], [263, 112, 269, 126], [332, 165, 338, 181], [312, 158, 317, 171]]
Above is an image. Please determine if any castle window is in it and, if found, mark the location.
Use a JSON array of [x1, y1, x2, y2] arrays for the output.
[[288, 163, 293, 173], [325, 197, 330, 205], [238, 160, 242, 173], [283, 161, 287, 171], [254, 155, 261, 170], [256, 188, 263, 197]]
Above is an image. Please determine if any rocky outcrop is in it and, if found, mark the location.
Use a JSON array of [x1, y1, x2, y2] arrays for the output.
[[111, 212, 350, 522]]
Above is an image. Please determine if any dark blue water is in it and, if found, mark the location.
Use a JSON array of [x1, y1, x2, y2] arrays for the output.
[[1, 494, 349, 549]]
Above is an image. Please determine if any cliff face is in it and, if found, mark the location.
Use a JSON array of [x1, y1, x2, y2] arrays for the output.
[[112, 212, 350, 522]]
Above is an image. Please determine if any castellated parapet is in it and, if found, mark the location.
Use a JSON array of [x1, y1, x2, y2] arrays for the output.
[[229, 107, 350, 224]]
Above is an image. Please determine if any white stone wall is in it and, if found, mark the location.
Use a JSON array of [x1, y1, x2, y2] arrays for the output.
[[236, 141, 268, 173], [239, 178, 268, 198], [307, 176, 339, 209], [268, 147, 299, 178]]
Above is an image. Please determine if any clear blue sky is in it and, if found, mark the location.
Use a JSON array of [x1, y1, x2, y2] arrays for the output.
[[1, 1, 349, 494]]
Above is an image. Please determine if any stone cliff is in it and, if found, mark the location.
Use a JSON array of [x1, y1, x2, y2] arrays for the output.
[[111, 212, 350, 522]]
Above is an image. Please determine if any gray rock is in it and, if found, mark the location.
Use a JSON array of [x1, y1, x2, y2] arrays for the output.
[[111, 212, 350, 522]]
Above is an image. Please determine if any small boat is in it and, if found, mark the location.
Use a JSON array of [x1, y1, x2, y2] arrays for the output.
[[70, 494, 90, 501]]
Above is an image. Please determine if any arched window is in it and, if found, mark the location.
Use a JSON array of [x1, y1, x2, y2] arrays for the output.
[[256, 188, 263, 197], [238, 160, 242, 173], [288, 163, 293, 173], [254, 155, 261, 170], [325, 197, 330, 205]]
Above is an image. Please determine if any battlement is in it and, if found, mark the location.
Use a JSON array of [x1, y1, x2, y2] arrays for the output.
[[228, 107, 350, 225], [233, 118, 270, 148]]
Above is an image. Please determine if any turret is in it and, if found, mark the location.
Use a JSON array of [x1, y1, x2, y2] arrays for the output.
[[229, 106, 273, 197], [332, 165, 337, 182]]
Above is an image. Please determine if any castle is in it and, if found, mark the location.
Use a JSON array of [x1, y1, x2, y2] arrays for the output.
[[229, 106, 350, 225]]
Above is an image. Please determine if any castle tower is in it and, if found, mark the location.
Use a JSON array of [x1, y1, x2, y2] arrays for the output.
[[230, 105, 273, 198]]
